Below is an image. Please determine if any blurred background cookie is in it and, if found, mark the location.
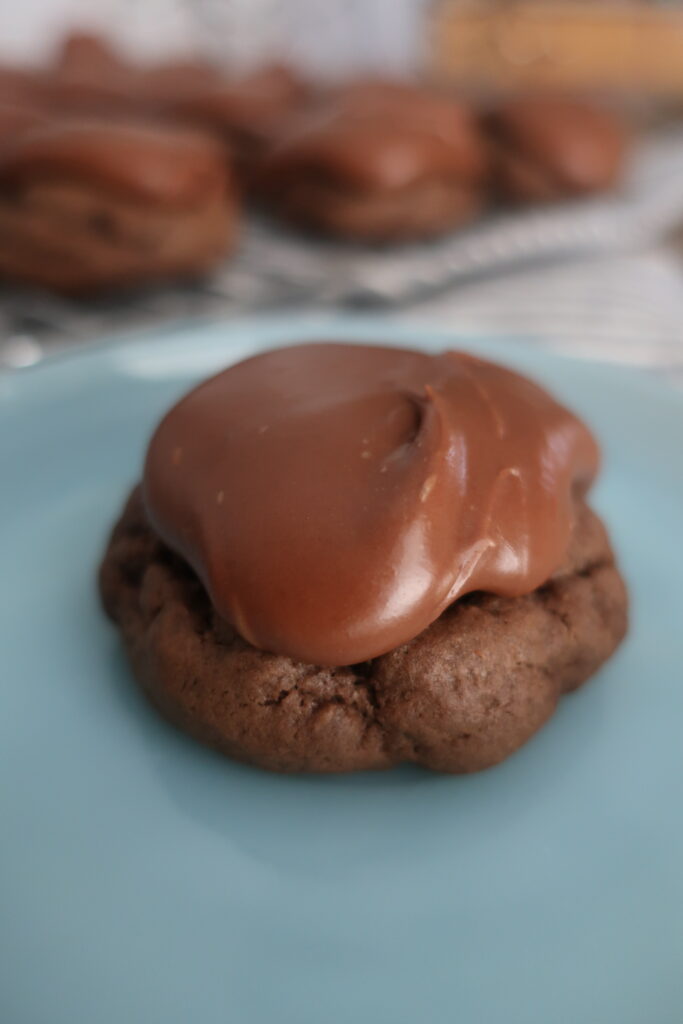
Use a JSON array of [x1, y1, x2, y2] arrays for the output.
[[155, 64, 311, 176], [0, 96, 48, 147], [255, 80, 489, 242], [0, 118, 238, 294], [39, 30, 142, 117], [486, 95, 628, 203]]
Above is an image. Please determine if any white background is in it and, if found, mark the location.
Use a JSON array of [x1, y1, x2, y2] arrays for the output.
[[0, 0, 427, 75]]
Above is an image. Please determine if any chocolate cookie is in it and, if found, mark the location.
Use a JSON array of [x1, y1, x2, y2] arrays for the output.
[[42, 31, 142, 117], [100, 342, 628, 773], [41, 32, 224, 128], [0, 118, 237, 294], [486, 95, 627, 203], [255, 80, 489, 242], [0, 98, 47, 147], [44, 34, 307, 175], [100, 487, 626, 774]]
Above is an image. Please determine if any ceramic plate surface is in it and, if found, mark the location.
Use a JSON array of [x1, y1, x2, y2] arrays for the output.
[[1, 316, 681, 1024]]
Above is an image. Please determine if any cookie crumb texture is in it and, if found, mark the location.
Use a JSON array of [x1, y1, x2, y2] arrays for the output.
[[100, 489, 628, 773]]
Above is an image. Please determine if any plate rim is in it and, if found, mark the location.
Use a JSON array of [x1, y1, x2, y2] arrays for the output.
[[3, 311, 683, 413]]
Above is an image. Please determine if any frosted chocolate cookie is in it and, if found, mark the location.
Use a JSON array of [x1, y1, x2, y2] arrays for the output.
[[0, 118, 238, 294], [255, 81, 489, 241], [100, 342, 627, 773], [486, 95, 627, 203]]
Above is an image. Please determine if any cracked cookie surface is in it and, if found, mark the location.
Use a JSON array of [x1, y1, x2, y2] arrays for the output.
[[99, 487, 628, 773]]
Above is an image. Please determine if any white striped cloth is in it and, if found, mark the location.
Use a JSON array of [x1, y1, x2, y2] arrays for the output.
[[404, 247, 683, 386]]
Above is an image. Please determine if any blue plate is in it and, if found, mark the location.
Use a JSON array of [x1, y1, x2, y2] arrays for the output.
[[1, 316, 682, 1024]]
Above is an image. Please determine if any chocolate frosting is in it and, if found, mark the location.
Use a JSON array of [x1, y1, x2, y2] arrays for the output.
[[0, 66, 47, 104], [161, 65, 306, 131], [262, 81, 487, 193], [0, 100, 47, 146], [0, 120, 227, 205], [41, 32, 143, 116], [489, 95, 626, 196], [143, 343, 599, 666], [52, 31, 130, 81]]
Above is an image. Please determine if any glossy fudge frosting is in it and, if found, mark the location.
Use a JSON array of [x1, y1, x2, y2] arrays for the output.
[[144, 343, 599, 666]]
